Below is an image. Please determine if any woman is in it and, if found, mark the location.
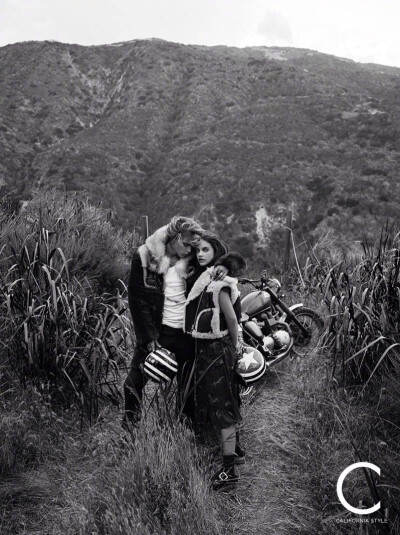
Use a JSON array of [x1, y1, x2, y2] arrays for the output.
[[184, 232, 246, 489]]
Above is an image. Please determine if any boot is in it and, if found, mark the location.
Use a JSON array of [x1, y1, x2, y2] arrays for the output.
[[212, 455, 239, 490], [234, 430, 246, 464], [234, 443, 246, 465]]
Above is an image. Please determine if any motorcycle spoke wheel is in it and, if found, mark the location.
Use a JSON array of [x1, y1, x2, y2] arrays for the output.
[[291, 308, 324, 357]]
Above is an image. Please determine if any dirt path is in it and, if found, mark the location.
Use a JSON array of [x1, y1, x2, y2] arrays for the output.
[[223, 358, 320, 535]]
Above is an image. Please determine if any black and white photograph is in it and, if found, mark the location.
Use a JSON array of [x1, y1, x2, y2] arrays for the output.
[[0, 1, 399, 533]]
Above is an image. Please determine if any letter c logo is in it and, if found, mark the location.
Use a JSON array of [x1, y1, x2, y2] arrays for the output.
[[337, 462, 381, 515]]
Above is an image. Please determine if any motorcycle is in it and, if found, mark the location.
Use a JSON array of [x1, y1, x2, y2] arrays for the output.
[[238, 273, 324, 370]]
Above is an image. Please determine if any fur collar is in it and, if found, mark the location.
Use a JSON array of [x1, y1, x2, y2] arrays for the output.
[[138, 225, 193, 278], [186, 268, 239, 305]]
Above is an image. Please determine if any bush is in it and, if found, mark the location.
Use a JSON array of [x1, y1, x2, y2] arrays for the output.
[[361, 167, 388, 177], [14, 190, 135, 292], [0, 193, 21, 220], [233, 236, 254, 258]]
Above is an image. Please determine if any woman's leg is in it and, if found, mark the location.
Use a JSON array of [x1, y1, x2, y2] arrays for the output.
[[220, 426, 236, 456], [213, 426, 239, 489], [235, 425, 246, 463]]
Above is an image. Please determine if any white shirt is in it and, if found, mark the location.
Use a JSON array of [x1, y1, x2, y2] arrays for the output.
[[162, 266, 186, 329]]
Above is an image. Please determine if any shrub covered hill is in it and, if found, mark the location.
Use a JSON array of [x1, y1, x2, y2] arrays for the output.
[[1, 38, 400, 257]]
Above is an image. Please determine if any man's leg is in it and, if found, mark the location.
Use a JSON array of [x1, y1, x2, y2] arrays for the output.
[[123, 347, 147, 425], [174, 332, 196, 423], [158, 326, 195, 423]]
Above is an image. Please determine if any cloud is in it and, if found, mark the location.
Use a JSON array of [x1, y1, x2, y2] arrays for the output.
[[257, 9, 293, 45]]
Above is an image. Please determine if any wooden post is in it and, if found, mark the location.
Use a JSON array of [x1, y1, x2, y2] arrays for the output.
[[142, 215, 149, 239], [283, 209, 293, 272]]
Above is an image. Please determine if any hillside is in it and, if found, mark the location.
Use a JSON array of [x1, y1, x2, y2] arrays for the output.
[[1, 38, 400, 256]]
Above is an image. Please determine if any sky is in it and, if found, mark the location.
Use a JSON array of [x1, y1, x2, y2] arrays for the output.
[[1, 0, 400, 68]]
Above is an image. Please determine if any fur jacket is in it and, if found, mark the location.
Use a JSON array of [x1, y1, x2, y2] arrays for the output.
[[137, 225, 195, 281], [184, 268, 241, 339], [128, 226, 196, 349]]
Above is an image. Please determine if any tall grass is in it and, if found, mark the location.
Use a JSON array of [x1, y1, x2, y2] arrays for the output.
[[1, 190, 137, 292], [303, 227, 400, 387], [299, 226, 400, 531], [0, 190, 138, 422]]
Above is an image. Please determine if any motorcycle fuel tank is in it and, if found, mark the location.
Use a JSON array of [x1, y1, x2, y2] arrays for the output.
[[241, 290, 271, 316]]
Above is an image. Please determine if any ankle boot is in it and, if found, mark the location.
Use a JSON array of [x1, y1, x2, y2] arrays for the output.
[[212, 455, 239, 490], [234, 431, 246, 464], [234, 443, 246, 465]]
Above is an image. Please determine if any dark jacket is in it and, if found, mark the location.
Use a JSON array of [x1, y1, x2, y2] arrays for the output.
[[128, 225, 195, 350], [128, 251, 164, 346]]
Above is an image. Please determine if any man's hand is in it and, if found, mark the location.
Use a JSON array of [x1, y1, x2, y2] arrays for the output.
[[146, 339, 162, 353], [211, 265, 228, 281]]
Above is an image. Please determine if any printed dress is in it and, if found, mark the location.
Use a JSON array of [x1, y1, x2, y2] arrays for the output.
[[184, 268, 242, 432], [193, 335, 242, 430]]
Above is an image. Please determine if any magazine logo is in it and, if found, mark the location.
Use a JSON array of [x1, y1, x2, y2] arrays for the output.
[[337, 462, 381, 515]]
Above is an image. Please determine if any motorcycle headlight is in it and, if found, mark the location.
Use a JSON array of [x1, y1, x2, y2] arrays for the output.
[[269, 279, 281, 293]]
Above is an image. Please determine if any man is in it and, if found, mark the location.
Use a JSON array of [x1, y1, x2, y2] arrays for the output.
[[124, 215, 226, 426]]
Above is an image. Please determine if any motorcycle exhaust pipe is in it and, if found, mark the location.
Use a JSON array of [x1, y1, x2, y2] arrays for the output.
[[265, 340, 294, 368]]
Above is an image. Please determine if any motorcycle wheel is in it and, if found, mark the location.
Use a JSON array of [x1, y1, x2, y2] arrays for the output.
[[290, 307, 324, 357]]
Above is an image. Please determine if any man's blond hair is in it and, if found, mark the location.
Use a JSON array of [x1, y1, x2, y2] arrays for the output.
[[166, 216, 203, 245]]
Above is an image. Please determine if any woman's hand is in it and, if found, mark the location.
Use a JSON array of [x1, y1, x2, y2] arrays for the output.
[[211, 265, 228, 281], [235, 341, 245, 355]]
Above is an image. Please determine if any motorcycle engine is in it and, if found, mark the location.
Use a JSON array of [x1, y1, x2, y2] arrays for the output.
[[272, 329, 291, 349], [262, 326, 291, 354], [262, 335, 275, 353]]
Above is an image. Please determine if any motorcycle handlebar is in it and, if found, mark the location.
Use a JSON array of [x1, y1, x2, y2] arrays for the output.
[[238, 278, 260, 285], [238, 276, 280, 290]]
